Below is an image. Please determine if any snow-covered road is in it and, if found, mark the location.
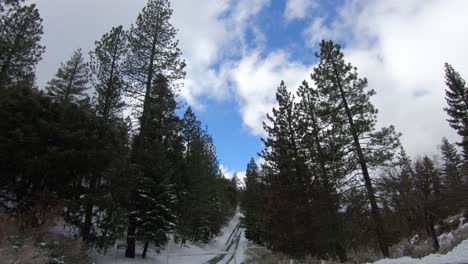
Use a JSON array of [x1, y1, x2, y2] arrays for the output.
[[94, 211, 247, 264]]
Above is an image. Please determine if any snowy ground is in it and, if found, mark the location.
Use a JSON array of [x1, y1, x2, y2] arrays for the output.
[[370, 238, 468, 264], [93, 211, 248, 264]]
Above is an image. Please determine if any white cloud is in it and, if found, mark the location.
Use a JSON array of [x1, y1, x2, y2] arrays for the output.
[[220, 165, 246, 186], [173, 0, 271, 108], [284, 0, 318, 21], [303, 17, 339, 48], [303, 0, 468, 156], [229, 50, 313, 135], [34, 0, 272, 110]]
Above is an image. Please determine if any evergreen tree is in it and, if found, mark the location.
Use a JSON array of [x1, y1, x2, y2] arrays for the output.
[[378, 148, 417, 244], [413, 156, 442, 252], [443, 63, 468, 166], [46, 49, 89, 103], [440, 138, 463, 190], [90, 26, 127, 121], [440, 137, 465, 213], [124, 1, 185, 256], [313, 40, 400, 257], [260, 82, 312, 256], [242, 158, 266, 244], [175, 108, 231, 244], [69, 27, 130, 246], [0, 82, 123, 234], [296, 80, 347, 261], [127, 75, 178, 258], [125, 0, 185, 103], [342, 186, 373, 250], [0, 2, 44, 88], [64, 115, 130, 247]]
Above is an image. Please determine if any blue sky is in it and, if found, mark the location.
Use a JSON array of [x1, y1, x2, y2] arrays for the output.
[[34, 0, 468, 180]]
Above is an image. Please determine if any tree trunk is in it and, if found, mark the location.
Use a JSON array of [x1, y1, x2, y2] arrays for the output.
[[82, 174, 98, 242], [426, 212, 440, 252], [125, 220, 137, 258], [308, 96, 347, 262], [142, 241, 149, 258], [332, 62, 389, 257]]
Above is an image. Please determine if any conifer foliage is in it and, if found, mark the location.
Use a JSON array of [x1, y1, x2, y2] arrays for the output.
[[0, 1, 44, 88], [90, 25, 127, 120], [0, 0, 235, 260], [46, 49, 89, 103], [444, 63, 468, 163], [5, 0, 468, 262], [242, 40, 400, 259]]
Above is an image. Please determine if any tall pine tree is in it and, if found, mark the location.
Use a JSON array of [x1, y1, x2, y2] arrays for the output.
[[413, 156, 442, 252], [127, 74, 179, 258], [0, 2, 44, 88], [242, 158, 266, 245], [296, 80, 347, 261], [124, 1, 185, 256], [90, 26, 127, 121], [260, 82, 312, 256], [313, 40, 400, 257], [46, 49, 89, 103], [443, 63, 468, 170], [175, 108, 230, 244], [440, 137, 466, 213]]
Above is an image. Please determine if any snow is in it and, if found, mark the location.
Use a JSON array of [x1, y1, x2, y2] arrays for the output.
[[369, 239, 468, 264], [93, 211, 247, 264]]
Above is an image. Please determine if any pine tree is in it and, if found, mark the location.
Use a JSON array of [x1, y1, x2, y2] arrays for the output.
[[127, 75, 179, 258], [440, 137, 465, 213], [313, 40, 400, 257], [0, 82, 125, 233], [90, 26, 127, 121], [0, 2, 45, 88], [46, 49, 89, 103], [176, 108, 227, 244], [414, 156, 442, 252], [378, 148, 417, 244], [72, 26, 130, 246], [440, 138, 463, 190], [443, 63, 468, 163], [296, 80, 347, 261], [125, 0, 185, 104], [260, 82, 312, 256], [124, 1, 185, 256], [242, 158, 265, 244]]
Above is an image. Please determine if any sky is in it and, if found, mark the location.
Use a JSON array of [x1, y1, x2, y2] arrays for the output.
[[31, 0, 468, 181]]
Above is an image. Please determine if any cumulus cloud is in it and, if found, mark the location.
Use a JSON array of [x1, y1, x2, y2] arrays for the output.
[[230, 50, 313, 135], [303, 0, 468, 156], [220, 165, 246, 185], [284, 0, 318, 21], [34, 0, 272, 109], [34, 0, 468, 159]]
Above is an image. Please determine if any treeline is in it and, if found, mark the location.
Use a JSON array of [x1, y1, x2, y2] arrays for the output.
[[241, 41, 468, 261], [0, 0, 237, 259]]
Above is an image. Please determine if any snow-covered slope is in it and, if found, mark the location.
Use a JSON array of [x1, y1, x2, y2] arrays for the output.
[[93, 212, 247, 264], [370, 238, 468, 264]]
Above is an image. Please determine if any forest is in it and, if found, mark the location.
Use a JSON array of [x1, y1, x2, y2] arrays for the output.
[[0, 0, 237, 260], [240, 41, 468, 261], [1, 0, 468, 263]]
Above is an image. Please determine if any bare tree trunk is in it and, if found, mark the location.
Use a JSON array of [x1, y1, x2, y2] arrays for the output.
[[125, 220, 136, 258], [82, 174, 98, 242], [426, 212, 440, 252], [142, 241, 150, 258], [332, 61, 389, 257]]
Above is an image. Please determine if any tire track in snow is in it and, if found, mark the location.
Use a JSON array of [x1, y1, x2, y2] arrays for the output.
[[205, 222, 242, 264]]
